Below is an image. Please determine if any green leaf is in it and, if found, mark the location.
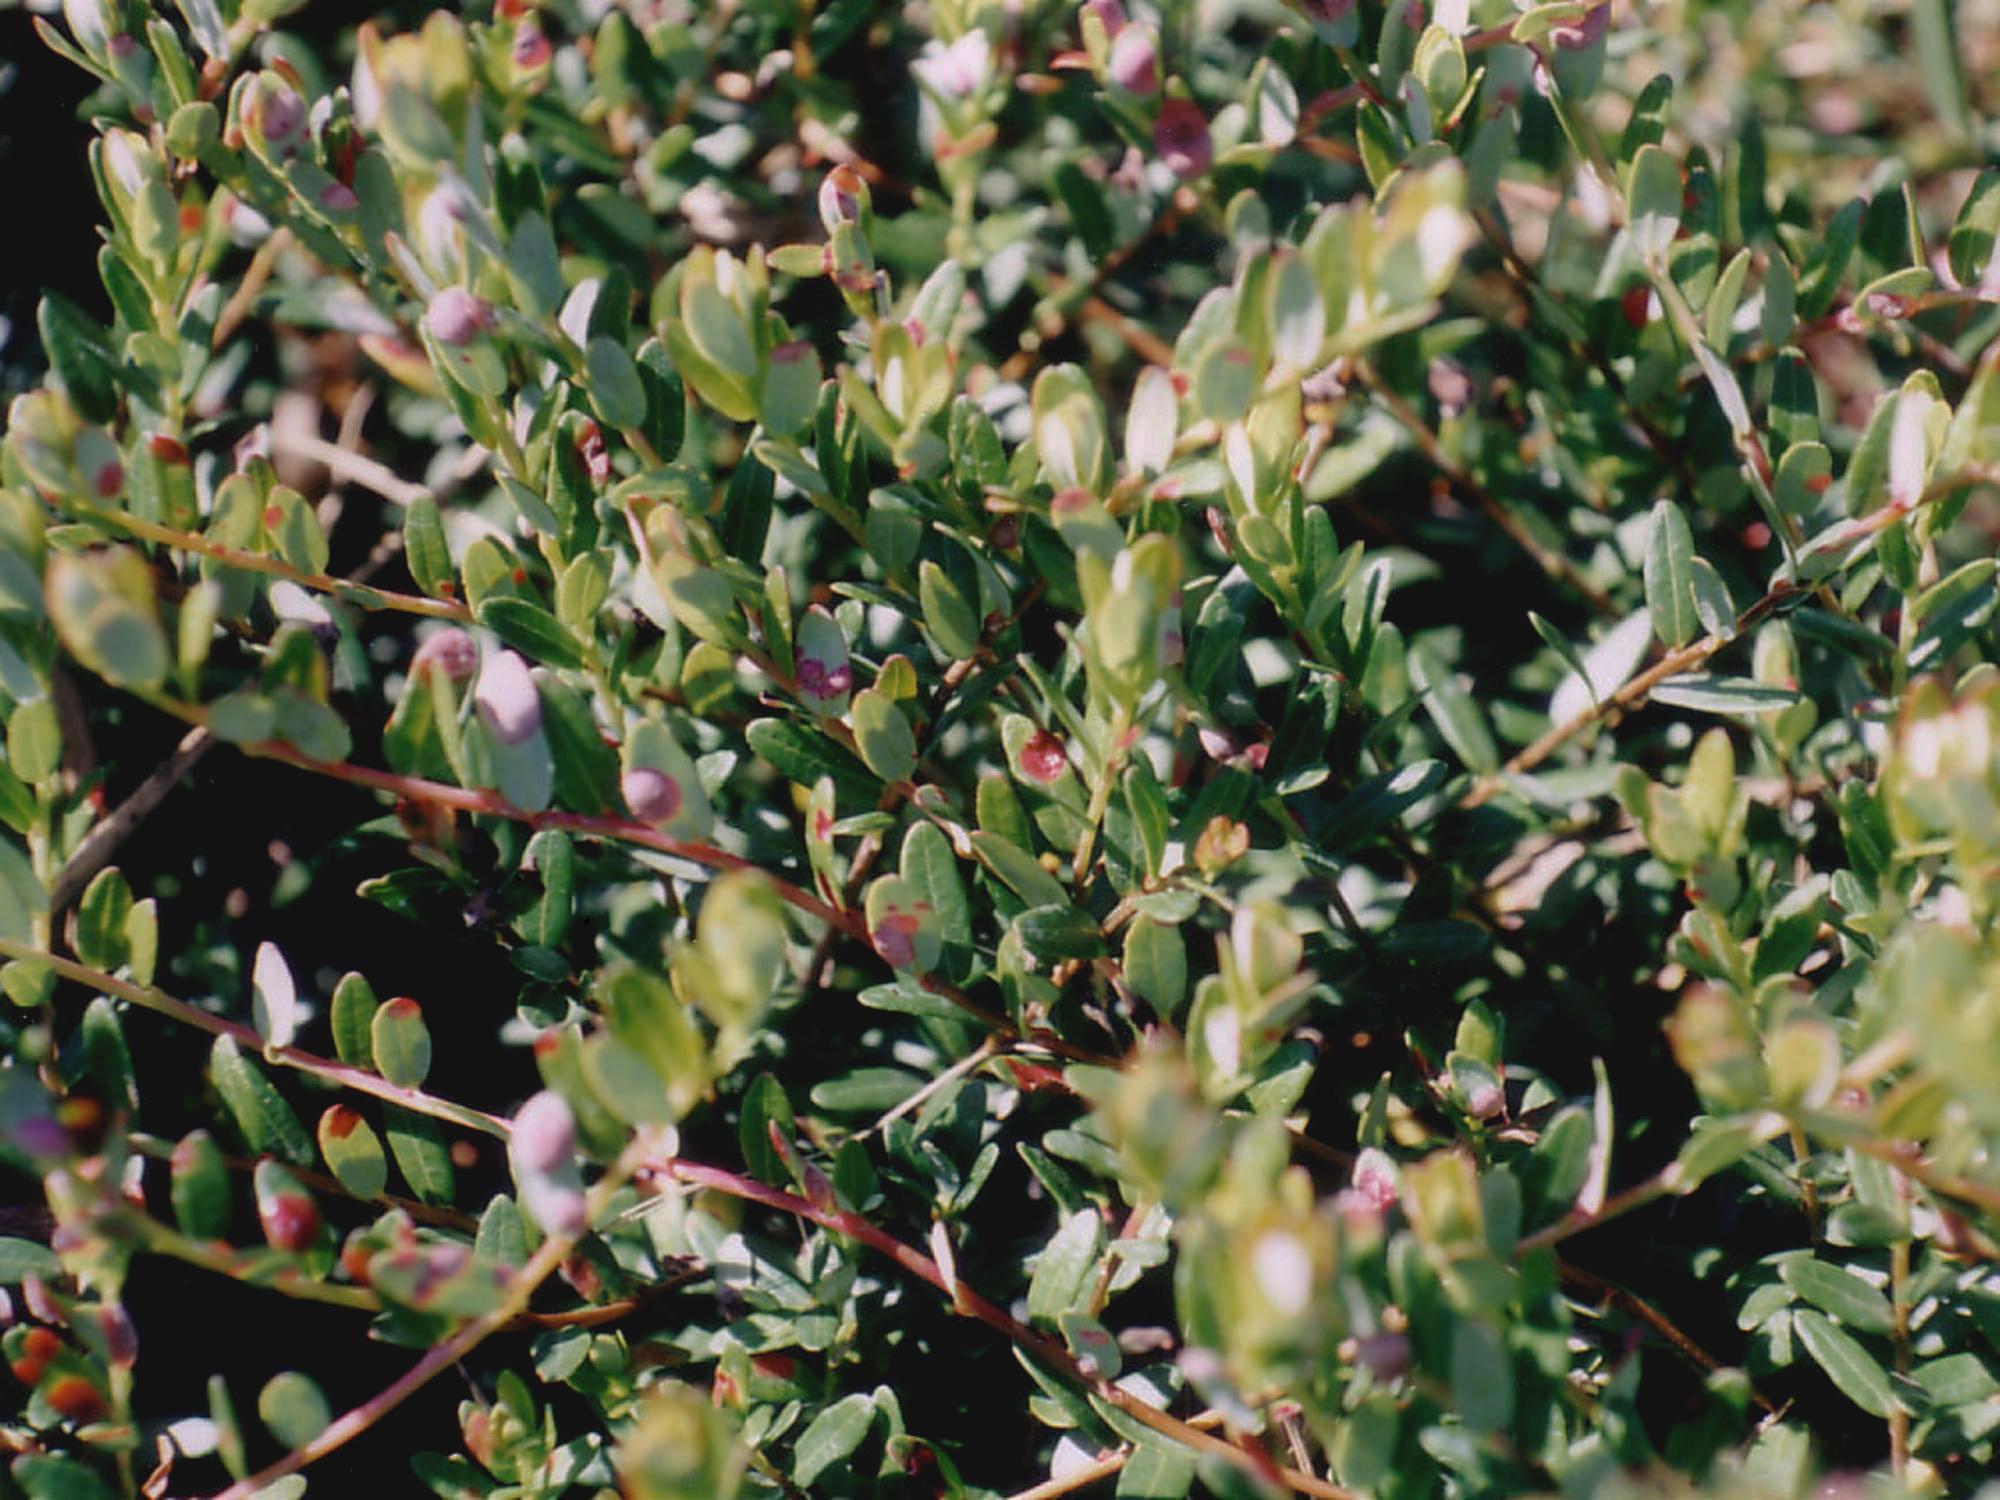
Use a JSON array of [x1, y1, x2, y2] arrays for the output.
[[1451, 1319, 1513, 1432], [738, 1073, 796, 1186], [849, 689, 916, 783], [1794, 1308, 1895, 1418], [1027, 1209, 1103, 1323], [748, 722, 876, 813], [37, 294, 120, 424], [258, 1372, 331, 1451], [1799, 198, 1862, 320], [170, 1129, 231, 1239], [47, 547, 170, 692], [1321, 760, 1450, 850], [8, 699, 60, 785], [900, 822, 970, 974], [792, 1393, 876, 1487], [382, 1103, 455, 1203], [403, 495, 453, 599], [1015, 903, 1106, 962], [1054, 159, 1116, 261], [1643, 500, 1699, 648], [74, 867, 132, 973], [1627, 145, 1682, 261], [0, 1236, 59, 1283], [1948, 169, 2000, 287], [210, 1035, 312, 1166], [1779, 1258, 1894, 1336], [12, 1455, 120, 1500], [585, 336, 648, 431], [1408, 644, 1497, 774], [317, 1105, 389, 1200], [1193, 341, 1258, 425], [1649, 675, 1803, 715], [1122, 916, 1187, 1015], [479, 597, 587, 670], [330, 972, 377, 1069], [371, 997, 433, 1088], [919, 559, 982, 661]]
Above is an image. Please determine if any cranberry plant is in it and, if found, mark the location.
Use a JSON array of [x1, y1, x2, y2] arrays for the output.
[[5, 0, 2000, 1496]]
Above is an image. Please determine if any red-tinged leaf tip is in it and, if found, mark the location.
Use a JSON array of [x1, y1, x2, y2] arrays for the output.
[[45, 1375, 108, 1425], [259, 1192, 320, 1254]]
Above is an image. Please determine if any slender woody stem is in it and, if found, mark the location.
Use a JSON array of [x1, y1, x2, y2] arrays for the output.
[[124, 696, 1113, 1063], [1459, 466, 2000, 808], [0, 941, 509, 1139], [208, 1134, 656, 1500], [654, 1157, 1357, 1500], [64, 499, 469, 621]]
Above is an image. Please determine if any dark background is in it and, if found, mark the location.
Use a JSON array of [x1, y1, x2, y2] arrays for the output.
[[0, 14, 537, 1487], [0, 8, 1877, 1492]]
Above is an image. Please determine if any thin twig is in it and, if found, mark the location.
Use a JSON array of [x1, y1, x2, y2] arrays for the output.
[[1004, 1449, 1131, 1500], [0, 941, 511, 1139], [1461, 466, 1999, 808], [51, 727, 214, 914], [267, 431, 436, 509], [1472, 207, 1694, 490], [133, 1214, 377, 1312], [123, 697, 1117, 1065], [653, 1157, 1357, 1500], [1556, 1259, 1777, 1411], [866, 1037, 1001, 1138], [1353, 361, 1617, 616], [211, 229, 293, 351], [63, 499, 467, 620], [998, 189, 1197, 384], [208, 1135, 655, 1499], [127, 1129, 476, 1232]]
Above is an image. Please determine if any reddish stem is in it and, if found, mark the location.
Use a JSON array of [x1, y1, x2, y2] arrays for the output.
[[655, 1158, 1355, 1500]]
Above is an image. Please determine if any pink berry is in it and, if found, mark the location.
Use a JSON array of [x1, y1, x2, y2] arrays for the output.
[[511, 24, 552, 69], [1108, 26, 1158, 94], [622, 767, 682, 825], [411, 628, 479, 682], [425, 287, 491, 347], [1551, 4, 1608, 49], [511, 1092, 575, 1174], [1153, 100, 1212, 181], [474, 650, 541, 746], [1019, 730, 1068, 783]]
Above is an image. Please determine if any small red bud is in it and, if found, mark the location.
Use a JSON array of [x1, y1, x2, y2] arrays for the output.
[[339, 1238, 374, 1285], [511, 23, 552, 70], [45, 1375, 108, 1425], [11, 1327, 60, 1386]]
